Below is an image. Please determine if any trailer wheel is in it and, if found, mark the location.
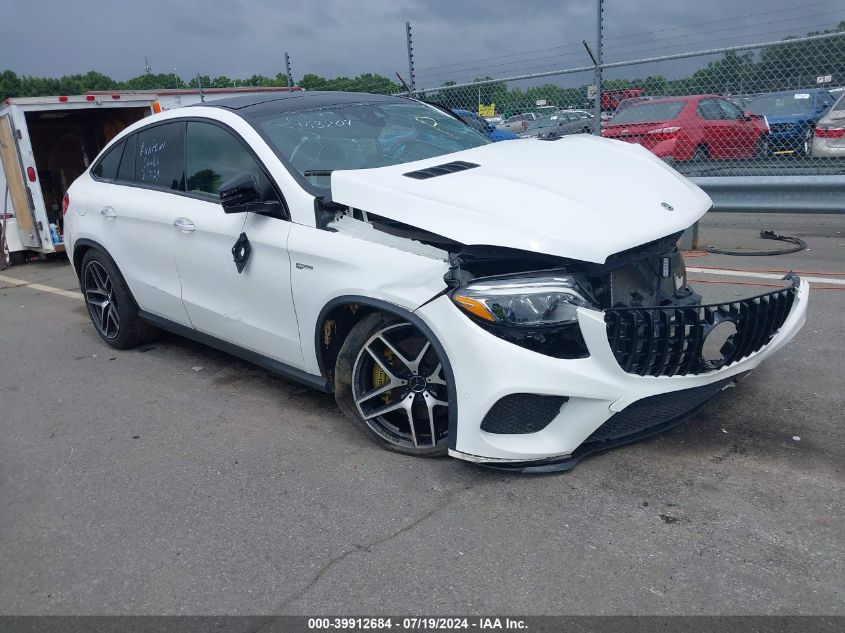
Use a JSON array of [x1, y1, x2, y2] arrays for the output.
[[80, 250, 160, 349]]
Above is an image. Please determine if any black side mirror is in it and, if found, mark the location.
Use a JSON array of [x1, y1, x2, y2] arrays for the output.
[[219, 171, 261, 214]]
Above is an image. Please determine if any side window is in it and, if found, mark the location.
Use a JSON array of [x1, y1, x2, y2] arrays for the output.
[[718, 99, 742, 119], [697, 99, 722, 120], [117, 134, 136, 182], [134, 122, 185, 191], [91, 139, 125, 180], [186, 121, 269, 199]]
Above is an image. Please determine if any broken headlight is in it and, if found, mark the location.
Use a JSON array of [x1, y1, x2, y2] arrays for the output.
[[450, 275, 592, 359]]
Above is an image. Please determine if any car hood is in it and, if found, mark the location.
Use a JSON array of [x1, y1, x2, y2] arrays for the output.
[[329, 135, 712, 264]]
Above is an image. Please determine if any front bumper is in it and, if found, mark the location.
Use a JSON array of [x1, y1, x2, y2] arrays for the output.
[[416, 277, 809, 468]]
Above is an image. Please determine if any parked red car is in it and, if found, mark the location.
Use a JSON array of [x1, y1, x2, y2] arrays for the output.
[[602, 95, 769, 161], [601, 88, 644, 112]]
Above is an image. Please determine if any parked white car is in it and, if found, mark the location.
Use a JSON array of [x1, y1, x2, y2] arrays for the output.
[[63, 92, 808, 472]]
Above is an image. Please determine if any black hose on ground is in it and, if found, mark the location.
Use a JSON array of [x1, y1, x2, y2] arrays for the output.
[[706, 230, 807, 257]]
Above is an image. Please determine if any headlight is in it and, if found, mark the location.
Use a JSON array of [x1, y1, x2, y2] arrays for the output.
[[450, 274, 592, 359]]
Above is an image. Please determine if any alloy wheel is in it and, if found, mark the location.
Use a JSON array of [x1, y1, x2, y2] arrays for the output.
[[352, 323, 449, 450], [84, 260, 120, 339]]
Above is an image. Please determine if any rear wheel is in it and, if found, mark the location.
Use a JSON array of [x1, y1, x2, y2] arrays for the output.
[[335, 313, 450, 456], [81, 250, 160, 349], [801, 127, 813, 156], [692, 145, 709, 161]]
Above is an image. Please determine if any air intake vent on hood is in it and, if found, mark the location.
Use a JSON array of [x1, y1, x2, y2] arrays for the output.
[[403, 161, 480, 180]]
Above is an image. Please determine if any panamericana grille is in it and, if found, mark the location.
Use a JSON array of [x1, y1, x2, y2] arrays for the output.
[[604, 284, 797, 377]]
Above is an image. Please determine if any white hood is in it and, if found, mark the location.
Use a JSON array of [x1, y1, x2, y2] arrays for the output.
[[329, 135, 712, 264]]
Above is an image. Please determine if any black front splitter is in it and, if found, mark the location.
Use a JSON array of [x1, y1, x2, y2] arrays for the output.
[[479, 377, 739, 474]]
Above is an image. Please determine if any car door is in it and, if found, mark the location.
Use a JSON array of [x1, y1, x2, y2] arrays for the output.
[[94, 124, 191, 325], [171, 119, 302, 366], [696, 99, 727, 157], [717, 98, 755, 156]]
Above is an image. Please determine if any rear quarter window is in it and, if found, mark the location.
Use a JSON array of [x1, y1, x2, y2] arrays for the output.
[[91, 139, 125, 180], [134, 122, 185, 191]]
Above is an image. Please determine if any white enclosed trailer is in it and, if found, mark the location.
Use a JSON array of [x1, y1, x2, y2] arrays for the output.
[[0, 93, 155, 263]]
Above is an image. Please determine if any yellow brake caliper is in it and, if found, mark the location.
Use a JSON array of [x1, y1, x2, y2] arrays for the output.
[[373, 349, 394, 405]]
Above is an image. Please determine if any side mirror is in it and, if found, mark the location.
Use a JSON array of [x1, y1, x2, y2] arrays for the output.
[[219, 171, 261, 214]]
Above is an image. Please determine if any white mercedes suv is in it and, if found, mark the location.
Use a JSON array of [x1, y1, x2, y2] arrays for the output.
[[63, 92, 808, 472]]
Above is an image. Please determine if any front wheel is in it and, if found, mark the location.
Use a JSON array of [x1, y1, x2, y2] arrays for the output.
[[335, 314, 450, 456], [754, 135, 770, 158]]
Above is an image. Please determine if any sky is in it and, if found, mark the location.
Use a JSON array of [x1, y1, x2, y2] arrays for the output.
[[2, 0, 843, 88]]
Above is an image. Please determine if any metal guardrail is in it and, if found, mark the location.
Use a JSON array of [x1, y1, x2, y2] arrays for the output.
[[692, 175, 845, 213]]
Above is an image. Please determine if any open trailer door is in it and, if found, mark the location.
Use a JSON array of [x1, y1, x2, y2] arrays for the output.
[[0, 114, 41, 248]]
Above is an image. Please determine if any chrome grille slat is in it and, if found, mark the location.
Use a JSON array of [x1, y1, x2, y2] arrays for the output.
[[604, 285, 797, 377]]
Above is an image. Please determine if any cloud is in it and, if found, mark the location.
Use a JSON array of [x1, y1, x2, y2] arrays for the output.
[[3, 0, 841, 87]]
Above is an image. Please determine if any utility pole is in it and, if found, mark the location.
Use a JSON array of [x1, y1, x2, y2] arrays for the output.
[[593, 0, 603, 135], [285, 51, 294, 89], [196, 74, 205, 103], [405, 22, 416, 94]]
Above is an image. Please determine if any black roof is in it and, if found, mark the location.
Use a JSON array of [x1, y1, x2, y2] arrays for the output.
[[201, 91, 407, 117]]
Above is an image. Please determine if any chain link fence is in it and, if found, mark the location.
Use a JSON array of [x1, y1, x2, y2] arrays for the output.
[[407, 31, 845, 180]]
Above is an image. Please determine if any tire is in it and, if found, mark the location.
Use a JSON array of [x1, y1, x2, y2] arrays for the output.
[[334, 313, 450, 457], [80, 249, 160, 349], [692, 145, 709, 161], [754, 135, 770, 158], [802, 127, 813, 156]]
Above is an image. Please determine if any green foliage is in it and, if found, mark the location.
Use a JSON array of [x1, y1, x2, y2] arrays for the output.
[[0, 67, 399, 101], [298, 73, 399, 94]]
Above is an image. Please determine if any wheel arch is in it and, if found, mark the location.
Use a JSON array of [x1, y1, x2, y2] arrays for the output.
[[72, 238, 110, 281], [73, 238, 139, 307], [315, 295, 459, 449]]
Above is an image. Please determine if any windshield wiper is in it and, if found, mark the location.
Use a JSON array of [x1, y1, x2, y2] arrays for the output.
[[304, 169, 333, 177]]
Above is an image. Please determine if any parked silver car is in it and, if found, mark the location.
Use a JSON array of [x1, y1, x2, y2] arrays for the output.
[[811, 93, 845, 157], [523, 111, 594, 139], [499, 112, 539, 134]]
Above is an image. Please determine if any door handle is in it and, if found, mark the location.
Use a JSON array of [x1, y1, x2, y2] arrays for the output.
[[100, 206, 116, 219], [173, 217, 195, 233]]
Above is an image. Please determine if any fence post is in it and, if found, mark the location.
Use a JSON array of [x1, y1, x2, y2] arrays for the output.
[[284, 52, 294, 89], [593, 0, 603, 135], [406, 21, 417, 94]]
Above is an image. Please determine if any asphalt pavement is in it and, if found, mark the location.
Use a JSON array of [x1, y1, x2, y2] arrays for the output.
[[0, 213, 842, 615]]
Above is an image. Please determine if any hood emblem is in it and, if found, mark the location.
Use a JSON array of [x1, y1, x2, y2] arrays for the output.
[[661, 202, 674, 211]]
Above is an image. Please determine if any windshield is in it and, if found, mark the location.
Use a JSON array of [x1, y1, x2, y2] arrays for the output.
[[256, 101, 489, 189], [832, 95, 845, 112], [610, 101, 686, 124], [455, 111, 490, 133], [746, 93, 817, 116]]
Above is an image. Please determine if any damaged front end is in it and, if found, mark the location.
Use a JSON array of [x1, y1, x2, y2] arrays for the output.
[[444, 230, 799, 377]]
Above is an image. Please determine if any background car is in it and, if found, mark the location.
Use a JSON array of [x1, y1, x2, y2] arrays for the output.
[[499, 112, 538, 134], [811, 92, 845, 157], [602, 94, 769, 161], [452, 108, 518, 141], [744, 89, 836, 155], [523, 111, 593, 139]]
